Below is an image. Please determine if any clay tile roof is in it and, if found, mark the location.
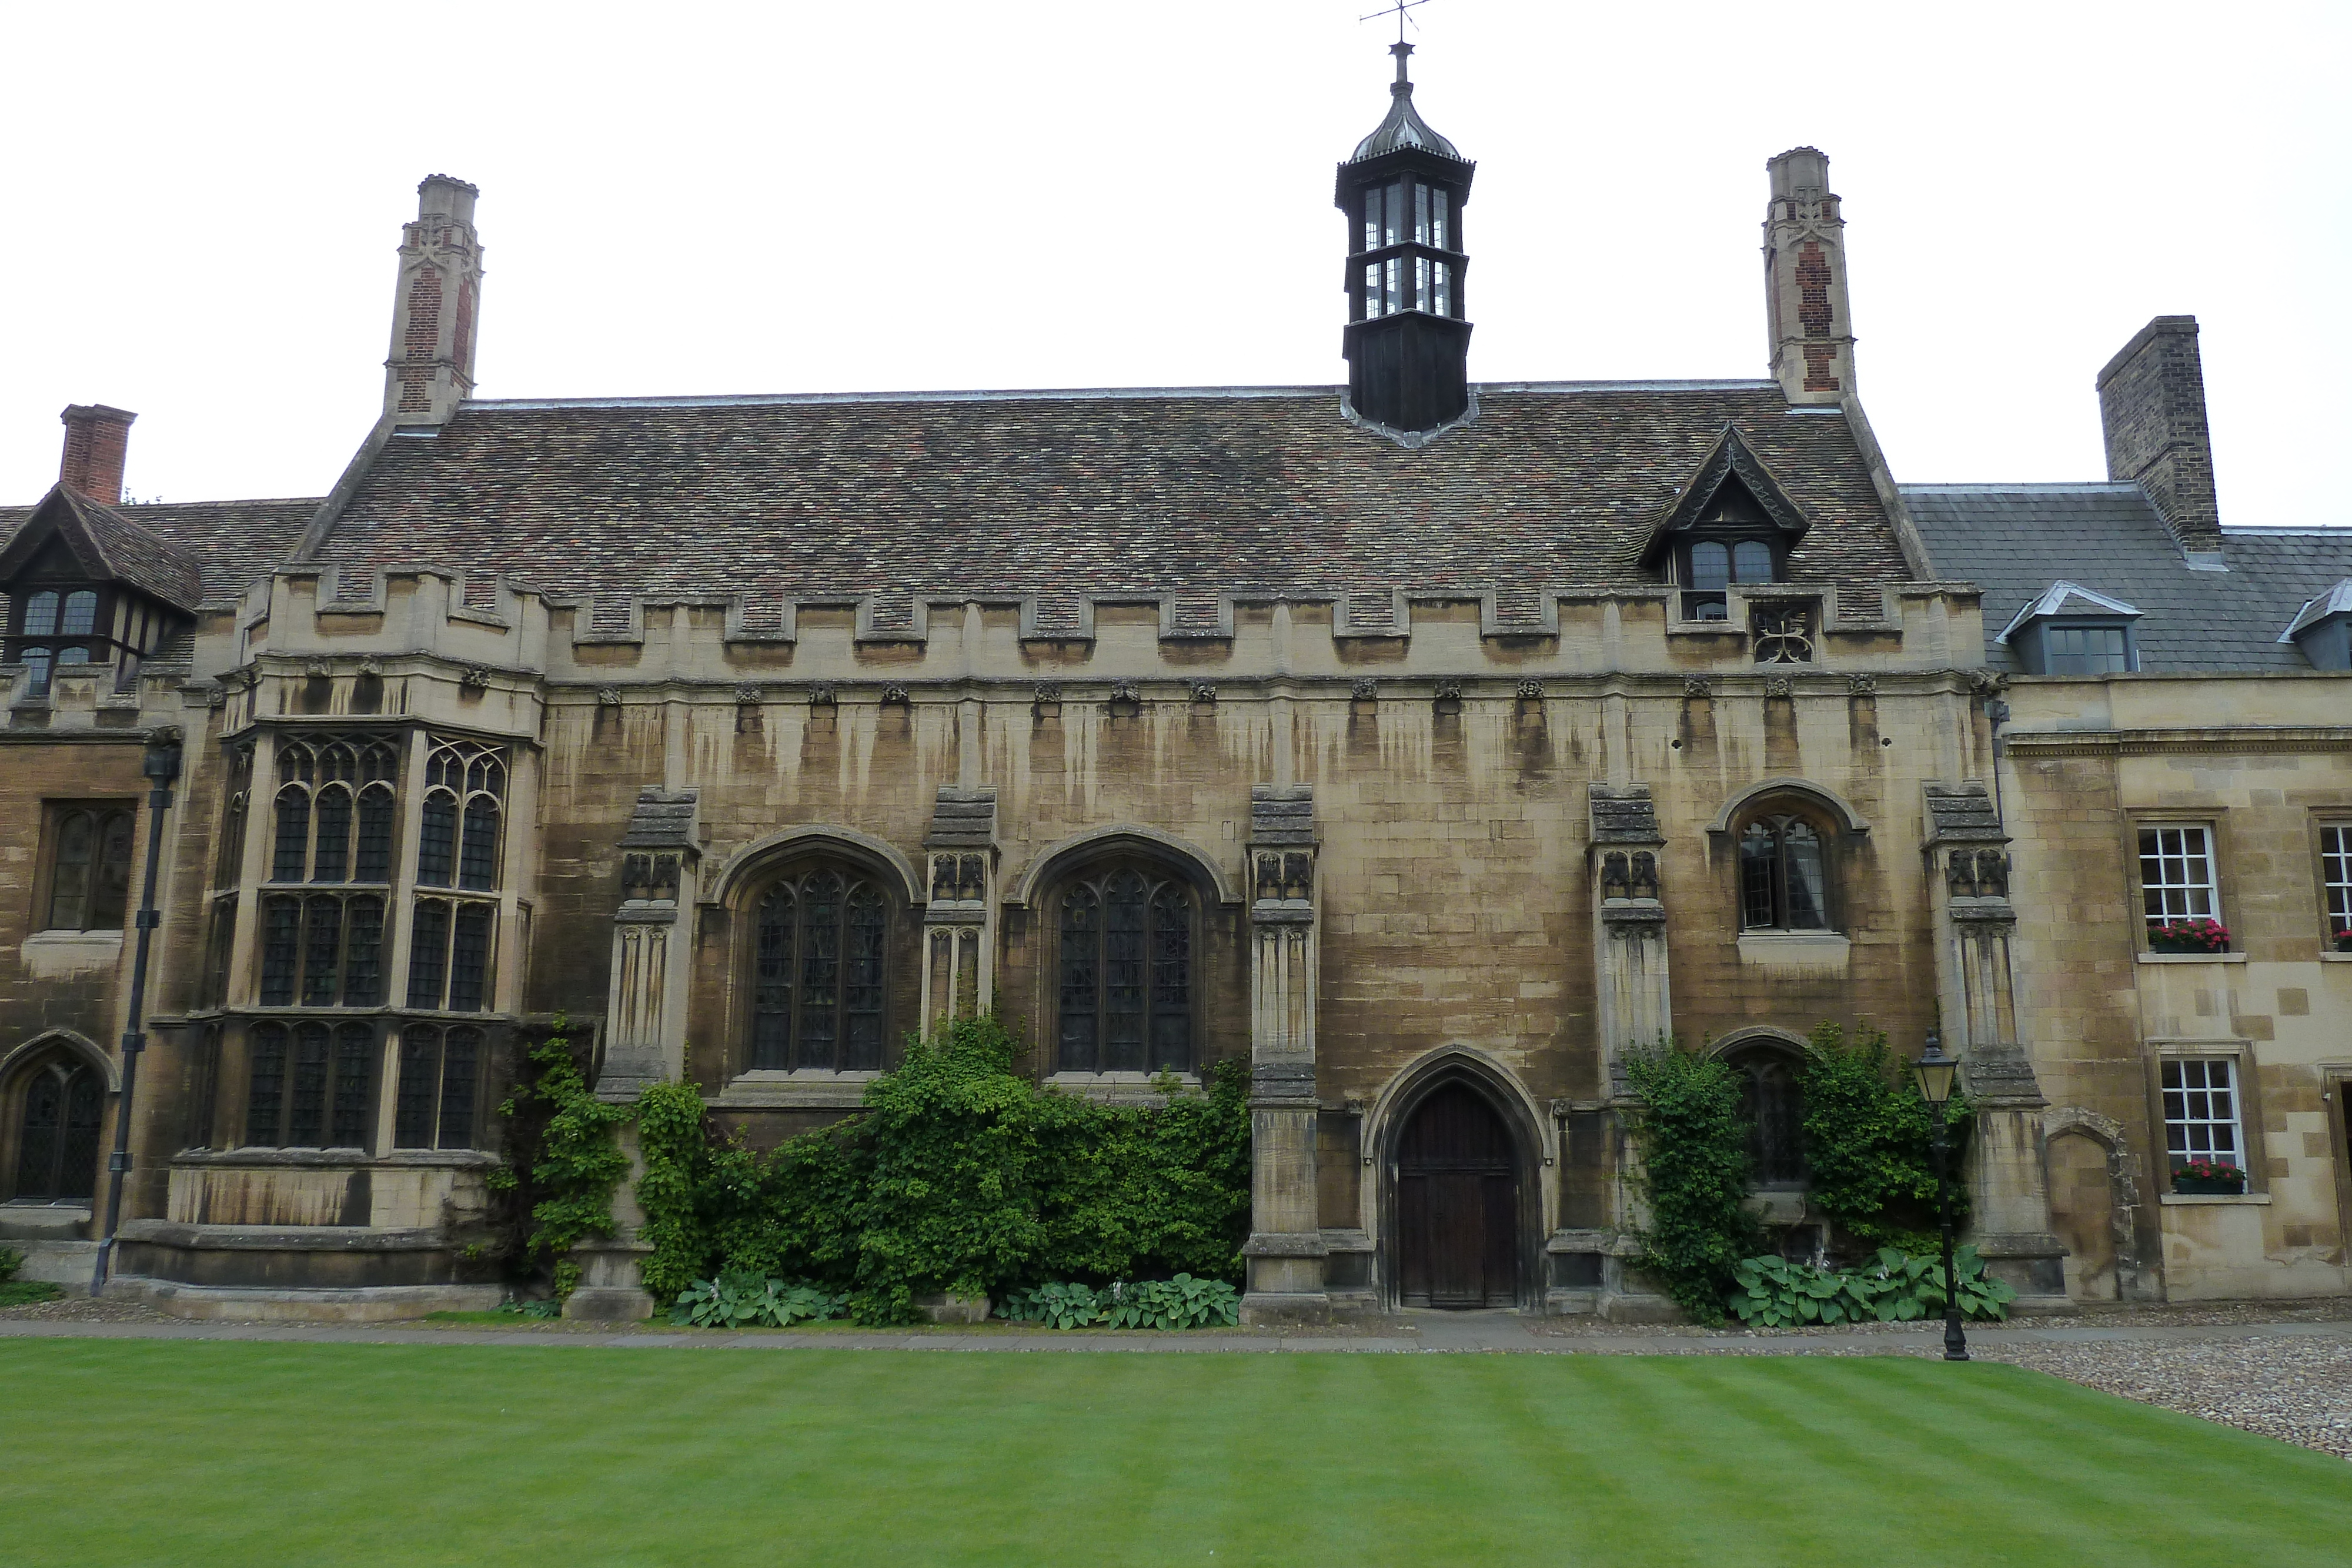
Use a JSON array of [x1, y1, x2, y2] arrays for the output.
[[0, 493, 320, 609], [302, 384, 1914, 630]]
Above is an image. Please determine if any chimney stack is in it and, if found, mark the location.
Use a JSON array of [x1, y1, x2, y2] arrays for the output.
[[383, 175, 485, 426], [1762, 148, 1856, 405], [2097, 316, 2221, 557], [58, 404, 136, 503]]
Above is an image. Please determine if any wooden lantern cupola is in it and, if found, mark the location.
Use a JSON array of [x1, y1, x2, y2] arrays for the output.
[[1335, 41, 1475, 443]]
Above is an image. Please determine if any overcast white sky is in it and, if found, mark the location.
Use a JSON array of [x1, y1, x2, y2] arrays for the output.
[[3, 2, 2344, 527]]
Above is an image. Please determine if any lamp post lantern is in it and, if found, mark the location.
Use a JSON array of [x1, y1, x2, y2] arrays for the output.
[[1910, 1028, 1970, 1362]]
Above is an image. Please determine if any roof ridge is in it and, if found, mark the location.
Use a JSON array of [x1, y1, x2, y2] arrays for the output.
[[462, 379, 1784, 414]]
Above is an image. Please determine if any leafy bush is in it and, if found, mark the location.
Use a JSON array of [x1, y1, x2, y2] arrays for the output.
[[993, 1275, 1241, 1331], [491, 1014, 630, 1298], [1621, 1038, 1759, 1323], [0, 1245, 21, 1281], [669, 1272, 849, 1328], [1729, 1245, 2016, 1328], [1799, 1024, 1967, 1255], [0, 1281, 64, 1307], [996, 1281, 1109, 1329], [634, 1014, 1250, 1326]]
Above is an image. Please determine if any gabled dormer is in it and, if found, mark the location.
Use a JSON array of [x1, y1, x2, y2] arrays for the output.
[[1999, 581, 2141, 674], [1638, 426, 1813, 621], [2281, 580, 2352, 670], [1, 483, 199, 700]]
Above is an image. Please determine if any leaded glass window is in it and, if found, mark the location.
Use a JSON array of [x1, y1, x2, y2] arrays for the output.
[[1738, 814, 1831, 932], [258, 890, 383, 1008], [395, 1022, 486, 1150], [243, 1019, 375, 1149], [749, 868, 889, 1071], [419, 738, 504, 890], [1057, 866, 1192, 1074], [44, 804, 134, 931], [406, 897, 495, 1012], [1729, 1046, 1808, 1187], [269, 737, 399, 884], [11, 1056, 102, 1202]]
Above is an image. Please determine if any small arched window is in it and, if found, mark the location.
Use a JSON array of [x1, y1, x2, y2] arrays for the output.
[[22, 591, 59, 635], [11, 1055, 103, 1202], [1725, 1043, 1809, 1188], [419, 740, 503, 888], [45, 805, 135, 931], [1057, 865, 1193, 1074], [750, 867, 890, 1071], [1738, 812, 1832, 932]]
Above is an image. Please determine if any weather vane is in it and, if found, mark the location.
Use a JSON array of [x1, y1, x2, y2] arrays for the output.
[[1359, 0, 1428, 45]]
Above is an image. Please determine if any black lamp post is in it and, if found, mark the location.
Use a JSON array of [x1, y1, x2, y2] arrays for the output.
[[1910, 1028, 1969, 1362], [90, 726, 182, 1297]]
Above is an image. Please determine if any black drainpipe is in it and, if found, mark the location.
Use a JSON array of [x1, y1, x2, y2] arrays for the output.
[[90, 726, 183, 1297]]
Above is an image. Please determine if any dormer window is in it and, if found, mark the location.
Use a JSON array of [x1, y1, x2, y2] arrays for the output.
[[2001, 583, 2141, 676], [8, 585, 109, 697], [1639, 427, 1811, 621]]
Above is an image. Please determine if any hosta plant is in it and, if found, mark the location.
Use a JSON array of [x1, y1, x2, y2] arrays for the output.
[[1728, 1245, 2016, 1328], [994, 1281, 1108, 1329], [670, 1271, 849, 1328], [1102, 1275, 1241, 1329]]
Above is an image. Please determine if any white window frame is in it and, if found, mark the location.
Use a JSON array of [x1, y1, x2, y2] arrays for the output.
[[2160, 1056, 2246, 1174], [2137, 823, 2219, 932], [2320, 824, 2352, 943]]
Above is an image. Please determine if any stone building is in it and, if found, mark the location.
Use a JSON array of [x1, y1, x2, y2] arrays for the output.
[[2, 47, 2337, 1319]]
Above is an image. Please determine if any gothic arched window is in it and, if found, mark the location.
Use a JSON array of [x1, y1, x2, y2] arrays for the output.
[[1057, 865, 1193, 1074], [1738, 811, 1833, 932], [1726, 1043, 1809, 1188], [11, 1055, 103, 1202], [242, 1019, 375, 1149], [750, 867, 890, 1071], [270, 737, 400, 884]]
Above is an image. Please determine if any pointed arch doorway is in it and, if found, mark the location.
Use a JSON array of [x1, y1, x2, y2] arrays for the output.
[[1395, 1082, 1520, 1308]]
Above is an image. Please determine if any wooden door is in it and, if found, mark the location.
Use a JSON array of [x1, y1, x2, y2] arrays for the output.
[[1396, 1083, 1518, 1308]]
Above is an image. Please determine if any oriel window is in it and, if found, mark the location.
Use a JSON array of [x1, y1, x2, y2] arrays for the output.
[[243, 1019, 375, 1149], [395, 1023, 486, 1150]]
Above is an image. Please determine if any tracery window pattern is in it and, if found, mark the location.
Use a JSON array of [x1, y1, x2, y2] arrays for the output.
[[12, 1056, 103, 1202], [44, 804, 135, 931], [751, 869, 888, 1071], [1738, 813, 1831, 932], [395, 1023, 485, 1149], [1057, 867, 1192, 1074], [417, 739, 505, 891], [243, 1019, 375, 1148], [258, 892, 386, 1007], [270, 737, 399, 884]]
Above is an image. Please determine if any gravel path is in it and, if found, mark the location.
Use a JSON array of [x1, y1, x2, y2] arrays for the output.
[[1977, 1333, 2352, 1461]]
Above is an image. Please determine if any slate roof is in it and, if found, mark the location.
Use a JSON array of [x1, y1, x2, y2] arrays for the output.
[[0, 493, 319, 609], [1904, 483, 2352, 673], [303, 384, 1915, 636]]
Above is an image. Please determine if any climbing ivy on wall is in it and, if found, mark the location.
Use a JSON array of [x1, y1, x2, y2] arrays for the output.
[[1798, 1022, 1969, 1255], [1620, 1038, 1759, 1323], [634, 1014, 1251, 1325], [1622, 1024, 1973, 1323], [489, 1014, 630, 1298]]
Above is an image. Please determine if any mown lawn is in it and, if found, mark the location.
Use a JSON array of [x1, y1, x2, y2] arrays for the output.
[[1, 1340, 2344, 1566]]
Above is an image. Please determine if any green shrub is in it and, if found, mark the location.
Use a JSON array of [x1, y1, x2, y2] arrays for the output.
[[1621, 1038, 1759, 1323], [492, 1014, 629, 1298], [0, 1244, 22, 1281], [1728, 1245, 2015, 1328], [632, 1014, 1251, 1326], [668, 1272, 848, 1328], [0, 1280, 65, 1307], [1799, 1024, 1969, 1255], [993, 1275, 1240, 1330]]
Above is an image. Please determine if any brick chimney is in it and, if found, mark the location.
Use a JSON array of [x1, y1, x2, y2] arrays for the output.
[[59, 404, 136, 503], [1762, 148, 1856, 405], [382, 175, 485, 426], [2097, 316, 2221, 556]]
